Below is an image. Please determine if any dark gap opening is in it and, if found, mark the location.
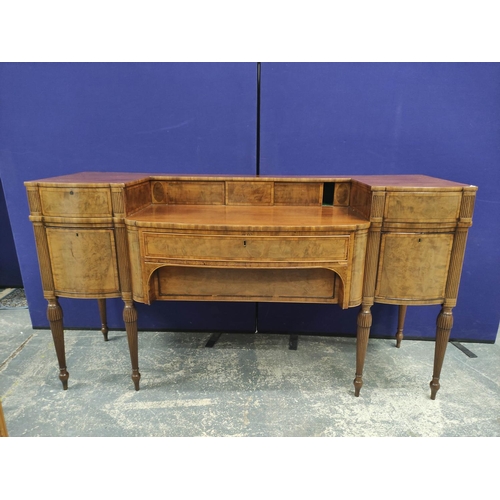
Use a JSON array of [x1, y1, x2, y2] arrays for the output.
[[322, 182, 334, 205], [255, 303, 259, 333]]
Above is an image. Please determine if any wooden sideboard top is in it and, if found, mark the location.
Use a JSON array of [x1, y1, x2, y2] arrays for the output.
[[24, 171, 148, 186], [125, 204, 370, 231], [24, 172, 476, 190]]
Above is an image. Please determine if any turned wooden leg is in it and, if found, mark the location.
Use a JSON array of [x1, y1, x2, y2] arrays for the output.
[[47, 298, 69, 390], [430, 306, 453, 400], [395, 304, 407, 348], [354, 304, 372, 397], [123, 300, 141, 391], [98, 299, 109, 341]]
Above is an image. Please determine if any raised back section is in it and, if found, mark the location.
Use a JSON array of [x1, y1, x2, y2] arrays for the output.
[[146, 177, 353, 208]]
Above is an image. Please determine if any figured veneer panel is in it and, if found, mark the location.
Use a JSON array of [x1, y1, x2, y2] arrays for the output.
[[226, 181, 273, 205], [384, 192, 461, 222], [157, 267, 337, 301], [143, 233, 350, 262], [375, 233, 454, 302], [26, 186, 42, 214], [166, 181, 225, 205], [39, 187, 112, 217], [348, 229, 368, 306], [334, 182, 351, 206], [274, 182, 322, 205], [151, 181, 167, 203], [350, 182, 372, 220], [124, 182, 151, 214], [46, 228, 120, 296]]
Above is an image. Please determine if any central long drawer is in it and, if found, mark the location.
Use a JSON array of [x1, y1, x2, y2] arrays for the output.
[[142, 232, 350, 262]]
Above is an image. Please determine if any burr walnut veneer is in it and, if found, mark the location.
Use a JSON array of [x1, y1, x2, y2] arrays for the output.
[[25, 173, 477, 399]]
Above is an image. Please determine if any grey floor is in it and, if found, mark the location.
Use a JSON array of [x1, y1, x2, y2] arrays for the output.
[[1, 293, 499, 437]]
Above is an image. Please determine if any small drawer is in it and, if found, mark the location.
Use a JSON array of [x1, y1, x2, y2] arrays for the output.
[[384, 192, 461, 223], [143, 233, 350, 262], [39, 187, 112, 217]]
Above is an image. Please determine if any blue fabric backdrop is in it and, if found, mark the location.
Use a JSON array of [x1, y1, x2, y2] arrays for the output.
[[258, 62, 500, 342], [0, 179, 22, 287], [0, 62, 257, 331], [0, 62, 498, 341]]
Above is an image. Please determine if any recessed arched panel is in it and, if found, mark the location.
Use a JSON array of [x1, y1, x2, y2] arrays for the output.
[[145, 265, 344, 305]]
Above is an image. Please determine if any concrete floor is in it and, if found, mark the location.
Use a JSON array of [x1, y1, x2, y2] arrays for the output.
[[1, 305, 499, 437]]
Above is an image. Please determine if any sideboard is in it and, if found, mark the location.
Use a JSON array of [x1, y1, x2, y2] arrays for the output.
[[25, 173, 477, 399]]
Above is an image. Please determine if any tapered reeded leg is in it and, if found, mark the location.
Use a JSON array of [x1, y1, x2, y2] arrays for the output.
[[430, 306, 453, 400], [98, 299, 109, 341], [47, 298, 69, 390], [395, 305, 407, 348], [354, 305, 372, 397], [123, 300, 140, 391]]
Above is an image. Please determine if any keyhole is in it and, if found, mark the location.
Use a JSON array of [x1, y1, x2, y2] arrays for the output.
[[70, 190, 74, 195], [418, 238, 421, 242], [243, 240, 247, 247], [76, 233, 79, 237]]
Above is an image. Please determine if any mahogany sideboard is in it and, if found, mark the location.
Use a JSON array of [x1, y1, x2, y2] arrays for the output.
[[25, 173, 477, 399]]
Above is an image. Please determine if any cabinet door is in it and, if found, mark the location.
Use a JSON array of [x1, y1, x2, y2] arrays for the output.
[[46, 227, 120, 298], [375, 233, 454, 304]]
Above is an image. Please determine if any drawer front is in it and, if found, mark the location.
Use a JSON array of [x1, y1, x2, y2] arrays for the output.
[[384, 192, 461, 223], [40, 187, 112, 217], [143, 233, 349, 262]]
